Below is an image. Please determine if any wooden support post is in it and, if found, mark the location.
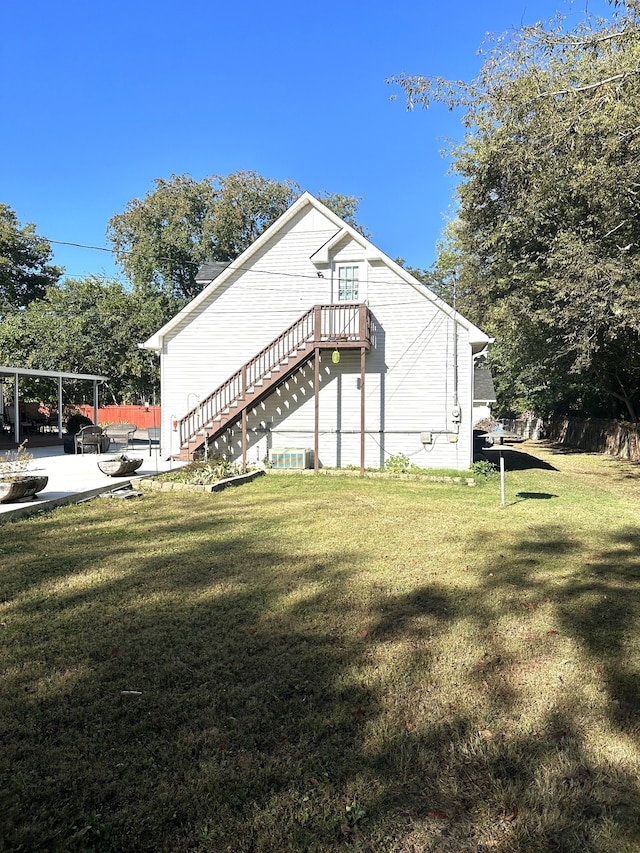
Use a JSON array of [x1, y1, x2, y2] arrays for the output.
[[314, 347, 320, 472], [360, 345, 366, 476], [314, 306, 322, 342], [242, 409, 247, 468]]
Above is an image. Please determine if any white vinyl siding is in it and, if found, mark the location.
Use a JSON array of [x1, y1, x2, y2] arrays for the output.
[[155, 199, 484, 470]]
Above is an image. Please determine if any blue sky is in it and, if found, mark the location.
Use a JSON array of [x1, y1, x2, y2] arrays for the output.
[[1, 0, 614, 283]]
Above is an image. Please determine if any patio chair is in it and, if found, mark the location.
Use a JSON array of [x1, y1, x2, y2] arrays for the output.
[[74, 425, 107, 455], [147, 426, 161, 456], [105, 422, 137, 451]]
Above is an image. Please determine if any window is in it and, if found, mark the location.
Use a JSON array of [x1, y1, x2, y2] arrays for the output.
[[337, 265, 359, 301]]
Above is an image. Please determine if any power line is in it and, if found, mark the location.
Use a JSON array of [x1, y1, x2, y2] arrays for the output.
[[44, 236, 437, 290]]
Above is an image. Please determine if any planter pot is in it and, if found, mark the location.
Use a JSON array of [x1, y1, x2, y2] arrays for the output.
[[0, 475, 48, 503], [98, 458, 143, 477]]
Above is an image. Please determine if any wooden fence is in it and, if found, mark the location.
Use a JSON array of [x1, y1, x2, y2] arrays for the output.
[[75, 404, 161, 429], [545, 416, 640, 462]]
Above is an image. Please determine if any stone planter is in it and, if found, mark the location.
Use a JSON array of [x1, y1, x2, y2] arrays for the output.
[[98, 458, 143, 477], [0, 475, 48, 503]]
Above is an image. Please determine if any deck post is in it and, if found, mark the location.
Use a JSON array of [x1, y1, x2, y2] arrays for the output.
[[242, 409, 247, 468], [360, 345, 366, 476], [314, 347, 320, 472], [314, 306, 322, 343]]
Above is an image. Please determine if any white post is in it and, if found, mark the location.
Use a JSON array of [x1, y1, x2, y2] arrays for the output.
[[500, 454, 506, 506]]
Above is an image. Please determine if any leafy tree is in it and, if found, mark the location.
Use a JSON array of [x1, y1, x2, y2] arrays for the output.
[[107, 171, 368, 302], [0, 277, 175, 403], [0, 204, 62, 310], [391, 1, 640, 419]]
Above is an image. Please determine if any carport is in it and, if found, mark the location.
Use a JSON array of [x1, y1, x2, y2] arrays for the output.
[[0, 366, 108, 443]]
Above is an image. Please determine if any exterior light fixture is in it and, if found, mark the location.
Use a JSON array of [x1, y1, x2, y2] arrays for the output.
[[332, 349, 340, 364]]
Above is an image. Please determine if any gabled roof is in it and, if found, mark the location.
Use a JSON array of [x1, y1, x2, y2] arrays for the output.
[[195, 261, 232, 286], [143, 192, 492, 351], [474, 367, 497, 403]]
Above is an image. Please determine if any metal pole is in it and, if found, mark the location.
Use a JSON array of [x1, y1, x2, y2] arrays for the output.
[[314, 348, 320, 472], [57, 376, 63, 437], [360, 345, 366, 476], [500, 453, 506, 506]]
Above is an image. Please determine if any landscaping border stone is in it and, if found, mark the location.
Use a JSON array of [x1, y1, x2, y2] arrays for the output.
[[138, 469, 265, 493], [268, 468, 476, 485]]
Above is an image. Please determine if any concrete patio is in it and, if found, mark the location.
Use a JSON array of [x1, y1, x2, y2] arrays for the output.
[[0, 436, 185, 522]]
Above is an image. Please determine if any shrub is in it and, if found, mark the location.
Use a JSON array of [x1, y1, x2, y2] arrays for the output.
[[384, 453, 412, 473], [159, 457, 249, 485], [470, 460, 498, 478], [65, 413, 92, 435]]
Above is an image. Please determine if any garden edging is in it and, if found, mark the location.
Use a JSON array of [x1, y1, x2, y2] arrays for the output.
[[138, 469, 265, 493]]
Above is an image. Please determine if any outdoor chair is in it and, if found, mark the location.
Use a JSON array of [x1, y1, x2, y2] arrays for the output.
[[74, 425, 108, 455], [147, 426, 161, 456], [105, 422, 137, 451]]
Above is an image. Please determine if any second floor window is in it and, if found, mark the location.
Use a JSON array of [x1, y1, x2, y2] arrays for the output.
[[338, 265, 359, 301]]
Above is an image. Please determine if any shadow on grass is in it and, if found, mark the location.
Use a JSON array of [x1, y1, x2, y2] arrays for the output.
[[482, 447, 558, 472], [2, 485, 640, 852]]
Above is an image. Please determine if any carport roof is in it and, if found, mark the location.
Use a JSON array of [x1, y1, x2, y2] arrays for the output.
[[0, 366, 107, 381]]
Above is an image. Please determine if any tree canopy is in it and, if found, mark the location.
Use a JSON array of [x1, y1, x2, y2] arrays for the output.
[[392, 0, 640, 420], [0, 204, 62, 311], [0, 277, 174, 404], [107, 171, 368, 302]]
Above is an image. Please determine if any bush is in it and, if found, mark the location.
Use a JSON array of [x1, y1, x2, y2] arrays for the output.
[[159, 458, 248, 485], [470, 460, 498, 478], [384, 453, 412, 473], [65, 414, 92, 435]]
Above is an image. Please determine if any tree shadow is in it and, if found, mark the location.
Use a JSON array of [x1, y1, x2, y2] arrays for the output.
[[2, 489, 640, 851]]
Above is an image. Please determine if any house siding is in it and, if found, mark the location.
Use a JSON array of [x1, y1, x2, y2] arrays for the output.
[[153, 198, 483, 469]]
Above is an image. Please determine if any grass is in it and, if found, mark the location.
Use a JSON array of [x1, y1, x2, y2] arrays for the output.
[[1, 441, 640, 851]]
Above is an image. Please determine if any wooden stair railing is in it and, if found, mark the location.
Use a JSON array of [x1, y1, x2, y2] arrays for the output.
[[178, 303, 370, 457]]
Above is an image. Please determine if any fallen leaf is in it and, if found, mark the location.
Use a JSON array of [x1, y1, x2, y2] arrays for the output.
[[505, 806, 519, 822], [111, 646, 123, 657], [427, 809, 448, 820], [405, 721, 415, 731], [547, 630, 559, 636], [360, 629, 368, 637], [479, 729, 493, 740], [351, 708, 365, 718]]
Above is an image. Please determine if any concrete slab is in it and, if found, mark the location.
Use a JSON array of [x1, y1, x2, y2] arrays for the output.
[[0, 440, 186, 522]]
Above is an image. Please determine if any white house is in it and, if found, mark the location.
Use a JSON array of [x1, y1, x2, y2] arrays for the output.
[[142, 193, 492, 472]]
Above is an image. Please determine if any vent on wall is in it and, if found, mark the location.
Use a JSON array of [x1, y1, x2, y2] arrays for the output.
[[269, 447, 314, 469]]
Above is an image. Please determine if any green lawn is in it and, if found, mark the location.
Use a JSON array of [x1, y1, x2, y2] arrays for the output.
[[2, 443, 640, 852]]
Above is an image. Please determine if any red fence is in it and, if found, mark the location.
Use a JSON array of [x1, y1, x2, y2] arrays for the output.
[[76, 404, 161, 429]]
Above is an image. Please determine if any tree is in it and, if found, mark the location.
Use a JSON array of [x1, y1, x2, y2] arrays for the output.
[[0, 277, 175, 403], [0, 204, 62, 310], [107, 171, 368, 302], [391, 1, 640, 419]]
